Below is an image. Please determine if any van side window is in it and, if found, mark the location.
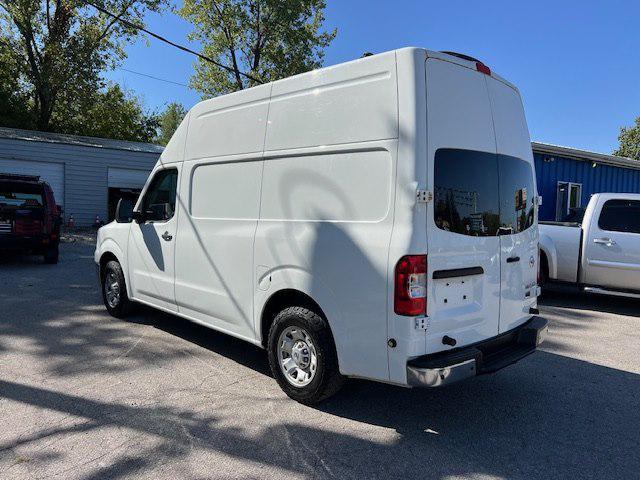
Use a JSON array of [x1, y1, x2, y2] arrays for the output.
[[498, 155, 535, 234], [598, 199, 640, 234], [434, 149, 500, 236], [141, 169, 178, 222]]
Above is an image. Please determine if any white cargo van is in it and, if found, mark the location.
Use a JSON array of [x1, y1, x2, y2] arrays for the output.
[[95, 48, 548, 404]]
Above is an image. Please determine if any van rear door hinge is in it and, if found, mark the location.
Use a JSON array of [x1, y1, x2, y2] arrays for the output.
[[415, 317, 430, 330], [416, 189, 432, 203]]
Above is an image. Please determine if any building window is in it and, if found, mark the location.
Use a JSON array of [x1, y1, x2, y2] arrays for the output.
[[555, 182, 582, 221]]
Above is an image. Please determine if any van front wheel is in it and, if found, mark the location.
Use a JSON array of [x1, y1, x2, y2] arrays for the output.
[[268, 307, 344, 404], [102, 260, 132, 319]]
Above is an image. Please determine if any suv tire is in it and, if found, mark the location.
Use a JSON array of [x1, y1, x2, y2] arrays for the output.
[[43, 244, 59, 264], [268, 307, 344, 404], [102, 260, 133, 318]]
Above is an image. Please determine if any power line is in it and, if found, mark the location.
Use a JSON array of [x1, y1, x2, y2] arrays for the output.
[[84, 1, 263, 84], [117, 67, 193, 89]]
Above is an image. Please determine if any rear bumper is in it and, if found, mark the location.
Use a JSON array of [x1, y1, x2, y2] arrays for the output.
[[406, 316, 548, 387]]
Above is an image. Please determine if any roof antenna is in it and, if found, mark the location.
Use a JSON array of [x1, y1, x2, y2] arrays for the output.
[[361, 52, 374, 57]]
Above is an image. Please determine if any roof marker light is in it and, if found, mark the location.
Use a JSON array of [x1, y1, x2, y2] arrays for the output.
[[476, 62, 491, 75]]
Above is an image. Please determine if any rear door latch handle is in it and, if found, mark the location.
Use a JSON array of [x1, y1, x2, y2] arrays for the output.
[[506, 256, 520, 263], [593, 237, 616, 246], [161, 231, 173, 241]]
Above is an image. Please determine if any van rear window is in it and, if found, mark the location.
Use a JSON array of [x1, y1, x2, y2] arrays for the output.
[[434, 149, 535, 236]]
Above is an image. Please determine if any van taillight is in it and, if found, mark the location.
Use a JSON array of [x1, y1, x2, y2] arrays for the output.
[[394, 255, 427, 316], [476, 62, 491, 75]]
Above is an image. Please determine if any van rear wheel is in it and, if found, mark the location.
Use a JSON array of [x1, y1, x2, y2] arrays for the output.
[[102, 260, 132, 318], [268, 307, 344, 404]]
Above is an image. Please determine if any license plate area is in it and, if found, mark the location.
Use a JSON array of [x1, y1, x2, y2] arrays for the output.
[[433, 277, 475, 309]]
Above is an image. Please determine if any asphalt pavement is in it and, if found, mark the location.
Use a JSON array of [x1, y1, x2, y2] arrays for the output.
[[0, 237, 638, 479]]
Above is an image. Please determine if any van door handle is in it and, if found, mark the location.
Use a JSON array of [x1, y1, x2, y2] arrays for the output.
[[593, 237, 616, 246], [161, 231, 173, 241], [506, 256, 520, 263]]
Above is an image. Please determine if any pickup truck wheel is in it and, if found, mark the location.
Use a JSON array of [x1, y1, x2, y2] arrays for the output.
[[102, 260, 132, 318], [43, 244, 59, 264], [539, 254, 549, 289], [268, 307, 344, 404]]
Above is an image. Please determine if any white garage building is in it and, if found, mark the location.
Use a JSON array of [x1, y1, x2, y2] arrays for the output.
[[0, 127, 162, 226]]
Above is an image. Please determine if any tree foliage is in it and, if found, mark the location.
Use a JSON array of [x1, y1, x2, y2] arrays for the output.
[[59, 84, 159, 142], [0, 0, 165, 140], [179, 0, 335, 97], [613, 116, 640, 161], [156, 102, 186, 146]]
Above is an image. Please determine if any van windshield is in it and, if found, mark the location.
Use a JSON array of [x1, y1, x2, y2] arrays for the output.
[[434, 148, 535, 236]]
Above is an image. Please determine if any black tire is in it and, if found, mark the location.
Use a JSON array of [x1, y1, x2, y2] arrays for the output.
[[43, 244, 59, 264], [268, 306, 344, 404], [539, 253, 549, 291], [102, 260, 132, 318]]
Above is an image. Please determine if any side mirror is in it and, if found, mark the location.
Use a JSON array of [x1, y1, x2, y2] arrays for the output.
[[131, 210, 145, 224], [116, 198, 135, 223]]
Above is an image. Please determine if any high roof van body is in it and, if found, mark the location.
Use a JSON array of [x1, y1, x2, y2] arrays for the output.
[[96, 48, 548, 403]]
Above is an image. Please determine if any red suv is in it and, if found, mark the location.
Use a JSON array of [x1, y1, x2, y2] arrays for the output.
[[0, 173, 62, 264]]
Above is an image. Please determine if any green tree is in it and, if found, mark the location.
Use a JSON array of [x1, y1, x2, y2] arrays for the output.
[[0, 42, 32, 129], [179, 0, 336, 97], [54, 84, 159, 142], [613, 116, 640, 160], [0, 0, 166, 135], [156, 102, 187, 146]]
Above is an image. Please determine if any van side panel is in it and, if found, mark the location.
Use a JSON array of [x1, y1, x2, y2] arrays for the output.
[[265, 52, 397, 151], [185, 84, 271, 160], [255, 54, 399, 381], [172, 85, 271, 340], [255, 142, 397, 380], [259, 151, 392, 222], [174, 156, 263, 341]]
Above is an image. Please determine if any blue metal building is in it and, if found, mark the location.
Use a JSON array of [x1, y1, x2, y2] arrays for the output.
[[532, 142, 640, 221]]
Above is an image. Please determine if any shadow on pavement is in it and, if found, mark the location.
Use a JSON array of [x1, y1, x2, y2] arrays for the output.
[[540, 284, 640, 318], [1, 241, 639, 479], [0, 346, 638, 479]]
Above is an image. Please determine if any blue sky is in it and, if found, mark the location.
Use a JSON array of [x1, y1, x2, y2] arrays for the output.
[[105, 0, 640, 154]]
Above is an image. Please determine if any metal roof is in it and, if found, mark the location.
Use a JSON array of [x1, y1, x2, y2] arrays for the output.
[[532, 141, 640, 170], [0, 127, 164, 154]]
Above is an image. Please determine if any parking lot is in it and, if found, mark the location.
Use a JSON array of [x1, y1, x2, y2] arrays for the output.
[[1, 238, 639, 480]]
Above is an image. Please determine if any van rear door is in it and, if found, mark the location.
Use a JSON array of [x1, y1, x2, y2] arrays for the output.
[[425, 58, 501, 353], [486, 77, 539, 333]]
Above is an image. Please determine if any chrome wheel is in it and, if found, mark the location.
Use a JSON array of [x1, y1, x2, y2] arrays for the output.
[[104, 270, 121, 308], [277, 326, 318, 387]]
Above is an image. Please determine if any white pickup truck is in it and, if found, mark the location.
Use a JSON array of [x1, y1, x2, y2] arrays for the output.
[[539, 193, 640, 297]]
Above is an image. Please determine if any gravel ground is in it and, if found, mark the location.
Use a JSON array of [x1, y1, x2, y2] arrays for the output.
[[0, 239, 638, 479]]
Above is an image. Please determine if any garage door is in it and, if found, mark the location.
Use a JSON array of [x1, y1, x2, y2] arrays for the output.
[[0, 158, 64, 205], [108, 167, 150, 189]]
